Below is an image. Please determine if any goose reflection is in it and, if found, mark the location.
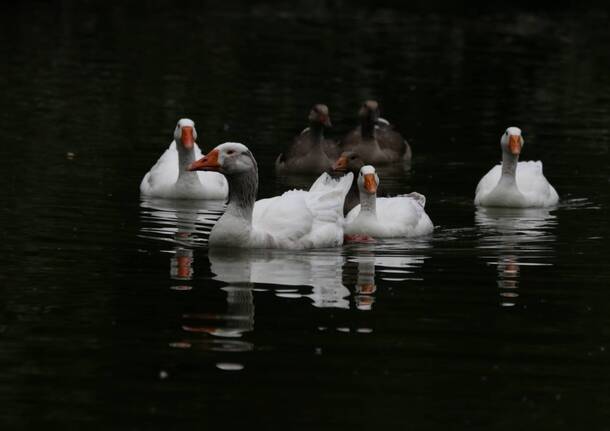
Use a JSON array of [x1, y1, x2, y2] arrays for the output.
[[139, 198, 223, 282], [344, 240, 431, 310], [475, 207, 557, 307], [181, 286, 255, 339], [140, 198, 253, 352], [208, 248, 350, 309]]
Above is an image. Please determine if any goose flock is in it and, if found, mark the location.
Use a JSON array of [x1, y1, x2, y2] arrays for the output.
[[141, 101, 559, 250]]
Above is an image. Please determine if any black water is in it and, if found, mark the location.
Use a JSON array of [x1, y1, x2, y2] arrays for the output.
[[1, 3, 610, 429]]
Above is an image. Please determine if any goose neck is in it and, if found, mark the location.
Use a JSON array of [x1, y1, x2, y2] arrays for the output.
[[225, 170, 258, 221], [500, 150, 519, 184], [359, 191, 377, 215], [361, 119, 376, 138], [177, 143, 197, 177]]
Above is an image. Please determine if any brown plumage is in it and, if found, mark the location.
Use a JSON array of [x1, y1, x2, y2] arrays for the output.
[[341, 100, 412, 164], [275, 104, 341, 175]]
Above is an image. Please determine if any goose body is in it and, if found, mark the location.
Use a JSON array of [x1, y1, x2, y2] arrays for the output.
[[341, 100, 411, 165], [275, 104, 340, 175], [345, 166, 433, 238], [140, 119, 228, 200], [475, 127, 558, 208], [190, 142, 353, 249]]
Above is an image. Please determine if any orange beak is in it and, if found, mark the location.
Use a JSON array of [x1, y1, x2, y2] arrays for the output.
[[181, 126, 195, 150], [176, 255, 192, 279], [363, 173, 377, 193], [320, 114, 331, 127], [358, 283, 377, 294], [333, 155, 348, 172], [508, 134, 521, 155], [188, 148, 220, 171]]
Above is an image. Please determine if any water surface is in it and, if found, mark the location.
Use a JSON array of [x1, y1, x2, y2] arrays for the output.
[[1, 3, 609, 429]]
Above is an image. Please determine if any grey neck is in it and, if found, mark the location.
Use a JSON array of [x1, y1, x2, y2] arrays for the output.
[[224, 169, 258, 221], [309, 123, 325, 144], [361, 117, 376, 138], [499, 150, 519, 185]]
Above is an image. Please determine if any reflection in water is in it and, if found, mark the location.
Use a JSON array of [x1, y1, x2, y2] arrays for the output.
[[182, 286, 255, 339], [140, 198, 223, 289], [139, 199, 254, 352], [344, 240, 431, 310], [476, 207, 557, 307], [139, 198, 224, 248], [209, 248, 350, 309], [171, 248, 194, 282]]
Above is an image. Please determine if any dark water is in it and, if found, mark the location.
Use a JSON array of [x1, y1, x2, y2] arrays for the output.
[[1, 2, 610, 429]]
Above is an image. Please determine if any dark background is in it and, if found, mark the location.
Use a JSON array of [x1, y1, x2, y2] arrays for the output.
[[1, 1, 609, 430]]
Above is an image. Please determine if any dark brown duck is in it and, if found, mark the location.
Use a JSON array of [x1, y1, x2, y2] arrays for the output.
[[341, 100, 412, 165], [275, 104, 341, 175]]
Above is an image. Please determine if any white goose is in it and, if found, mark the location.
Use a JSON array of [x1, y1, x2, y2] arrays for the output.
[[475, 127, 559, 208], [188, 142, 353, 249], [345, 165, 434, 238], [140, 119, 228, 200]]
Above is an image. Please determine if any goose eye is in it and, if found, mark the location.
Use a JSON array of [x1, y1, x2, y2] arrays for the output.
[[227, 150, 235, 155]]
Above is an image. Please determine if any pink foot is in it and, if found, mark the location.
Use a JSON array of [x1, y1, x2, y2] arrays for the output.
[[344, 234, 376, 243]]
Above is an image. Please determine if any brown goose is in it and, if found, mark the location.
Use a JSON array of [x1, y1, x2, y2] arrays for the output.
[[275, 104, 341, 175], [341, 100, 412, 164]]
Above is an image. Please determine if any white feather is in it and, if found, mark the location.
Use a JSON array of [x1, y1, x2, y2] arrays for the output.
[[475, 161, 559, 208], [345, 195, 434, 237], [140, 141, 228, 200]]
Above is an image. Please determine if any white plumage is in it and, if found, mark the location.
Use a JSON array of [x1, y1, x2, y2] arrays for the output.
[[251, 173, 353, 249], [140, 119, 228, 200], [189, 142, 353, 249], [344, 165, 434, 238], [475, 127, 558, 208]]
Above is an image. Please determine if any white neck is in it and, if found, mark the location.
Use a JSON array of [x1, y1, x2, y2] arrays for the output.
[[359, 191, 377, 214], [485, 148, 525, 205], [176, 141, 200, 187], [499, 149, 519, 185]]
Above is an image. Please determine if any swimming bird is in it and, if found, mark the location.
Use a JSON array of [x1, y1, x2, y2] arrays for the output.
[[189, 142, 353, 249], [332, 150, 366, 215], [275, 104, 340, 175], [475, 127, 559, 208], [344, 165, 433, 238], [332, 150, 390, 216], [341, 100, 412, 164], [140, 119, 228, 200]]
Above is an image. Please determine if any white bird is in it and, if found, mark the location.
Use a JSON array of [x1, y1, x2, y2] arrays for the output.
[[345, 165, 434, 238], [188, 142, 353, 249], [475, 127, 559, 208], [140, 118, 228, 200]]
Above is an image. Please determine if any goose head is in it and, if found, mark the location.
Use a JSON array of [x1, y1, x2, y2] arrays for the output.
[[174, 118, 198, 152], [357, 165, 379, 195], [359, 100, 380, 125], [501, 126, 524, 156], [188, 142, 257, 176], [332, 151, 364, 174], [308, 104, 332, 127]]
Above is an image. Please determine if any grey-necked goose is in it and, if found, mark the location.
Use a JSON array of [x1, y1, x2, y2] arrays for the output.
[[189, 142, 352, 249]]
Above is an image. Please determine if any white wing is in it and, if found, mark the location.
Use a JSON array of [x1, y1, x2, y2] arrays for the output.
[[251, 173, 353, 248]]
